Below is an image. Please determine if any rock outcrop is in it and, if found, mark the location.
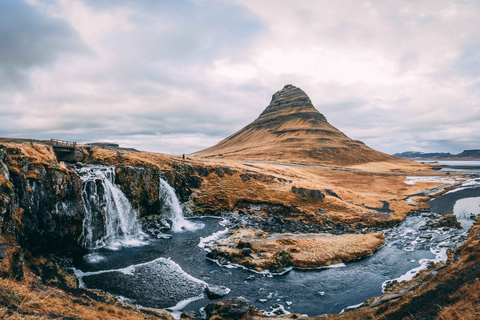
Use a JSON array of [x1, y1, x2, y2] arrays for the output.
[[3, 144, 85, 254], [115, 166, 161, 217], [192, 84, 400, 166], [205, 296, 258, 320], [207, 229, 385, 272]]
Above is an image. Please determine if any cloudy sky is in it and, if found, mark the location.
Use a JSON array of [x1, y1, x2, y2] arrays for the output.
[[1, 0, 479, 155]]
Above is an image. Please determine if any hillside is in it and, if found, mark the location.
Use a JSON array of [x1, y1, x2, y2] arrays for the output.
[[192, 85, 403, 166]]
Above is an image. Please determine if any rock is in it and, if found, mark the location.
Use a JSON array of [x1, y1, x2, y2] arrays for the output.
[[181, 310, 200, 319], [425, 220, 435, 226], [6, 148, 85, 254], [205, 284, 230, 299], [242, 248, 253, 256], [269, 249, 292, 273], [246, 275, 256, 281], [205, 296, 257, 320], [271, 303, 287, 315], [419, 234, 433, 240], [115, 166, 161, 217], [291, 186, 325, 201]]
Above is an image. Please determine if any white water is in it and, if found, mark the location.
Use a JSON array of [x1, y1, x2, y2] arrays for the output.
[[159, 178, 203, 232], [77, 166, 145, 248]]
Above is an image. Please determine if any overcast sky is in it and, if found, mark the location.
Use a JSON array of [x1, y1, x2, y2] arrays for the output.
[[1, 0, 479, 155]]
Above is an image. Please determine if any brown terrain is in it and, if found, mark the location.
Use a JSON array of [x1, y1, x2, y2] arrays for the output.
[[207, 229, 385, 272], [0, 84, 477, 319]]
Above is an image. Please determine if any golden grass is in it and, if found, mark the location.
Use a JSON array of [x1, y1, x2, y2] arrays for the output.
[[7, 143, 58, 165], [0, 276, 173, 320], [78, 143, 464, 229], [211, 229, 385, 271]]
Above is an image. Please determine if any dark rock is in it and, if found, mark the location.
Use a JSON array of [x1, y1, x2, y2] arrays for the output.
[[7, 152, 85, 254], [241, 248, 253, 256], [205, 284, 230, 299], [291, 186, 324, 201], [52, 146, 85, 163], [181, 310, 200, 319], [205, 296, 257, 320], [425, 220, 435, 226], [269, 249, 292, 273], [115, 166, 160, 218], [215, 167, 224, 178]]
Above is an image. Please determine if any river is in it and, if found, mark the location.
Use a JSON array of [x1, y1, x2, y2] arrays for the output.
[[72, 162, 480, 317]]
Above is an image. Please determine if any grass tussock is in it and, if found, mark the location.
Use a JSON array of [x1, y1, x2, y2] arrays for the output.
[[12, 144, 58, 165], [0, 277, 173, 320], [438, 279, 480, 320]]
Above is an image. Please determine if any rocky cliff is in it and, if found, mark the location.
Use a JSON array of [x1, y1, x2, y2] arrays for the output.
[[1, 144, 84, 256], [192, 85, 400, 166]]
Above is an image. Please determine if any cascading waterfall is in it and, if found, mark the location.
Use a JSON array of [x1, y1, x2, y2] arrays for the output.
[[77, 165, 145, 248], [159, 178, 203, 232]]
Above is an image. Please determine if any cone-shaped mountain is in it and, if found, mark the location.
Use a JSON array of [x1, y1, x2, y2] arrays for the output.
[[192, 85, 397, 166]]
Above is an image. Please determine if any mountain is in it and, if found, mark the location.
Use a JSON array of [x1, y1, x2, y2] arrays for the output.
[[393, 151, 452, 159], [395, 149, 480, 160], [192, 84, 399, 166]]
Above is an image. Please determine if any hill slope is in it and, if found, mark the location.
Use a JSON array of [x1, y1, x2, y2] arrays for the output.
[[192, 84, 400, 166]]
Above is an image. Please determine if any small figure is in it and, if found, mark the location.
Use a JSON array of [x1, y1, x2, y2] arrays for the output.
[[183, 153, 185, 160]]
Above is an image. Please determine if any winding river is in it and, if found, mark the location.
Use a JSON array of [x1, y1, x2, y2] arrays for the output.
[[72, 163, 480, 317]]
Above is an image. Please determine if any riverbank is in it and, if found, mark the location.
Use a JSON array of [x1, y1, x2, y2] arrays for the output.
[[0, 141, 477, 319]]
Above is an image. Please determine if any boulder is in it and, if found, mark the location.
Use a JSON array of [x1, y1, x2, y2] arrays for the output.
[[205, 284, 230, 299], [205, 296, 257, 320]]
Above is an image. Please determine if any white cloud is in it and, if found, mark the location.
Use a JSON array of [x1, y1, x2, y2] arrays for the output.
[[1, 0, 480, 155]]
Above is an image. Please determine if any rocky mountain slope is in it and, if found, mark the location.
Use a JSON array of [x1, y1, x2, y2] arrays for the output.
[[192, 85, 401, 166]]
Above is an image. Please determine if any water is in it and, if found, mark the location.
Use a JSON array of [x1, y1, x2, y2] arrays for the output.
[[453, 197, 480, 230], [72, 164, 480, 317], [74, 211, 468, 316], [76, 165, 145, 249]]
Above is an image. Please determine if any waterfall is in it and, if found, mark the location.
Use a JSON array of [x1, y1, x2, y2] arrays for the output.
[[159, 178, 203, 232], [77, 165, 145, 249]]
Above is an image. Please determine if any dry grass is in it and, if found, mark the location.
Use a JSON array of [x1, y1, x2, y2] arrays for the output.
[[85, 146, 173, 170], [438, 279, 480, 320], [210, 229, 385, 271], [79, 143, 462, 229], [0, 276, 173, 320], [8, 143, 58, 165]]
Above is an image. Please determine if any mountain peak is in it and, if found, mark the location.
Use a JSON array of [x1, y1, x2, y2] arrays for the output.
[[192, 85, 397, 166], [257, 85, 326, 122]]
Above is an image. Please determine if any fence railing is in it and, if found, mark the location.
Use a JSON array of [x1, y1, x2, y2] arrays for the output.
[[49, 139, 77, 148]]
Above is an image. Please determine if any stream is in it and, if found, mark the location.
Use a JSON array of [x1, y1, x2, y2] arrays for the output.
[[72, 164, 480, 317]]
